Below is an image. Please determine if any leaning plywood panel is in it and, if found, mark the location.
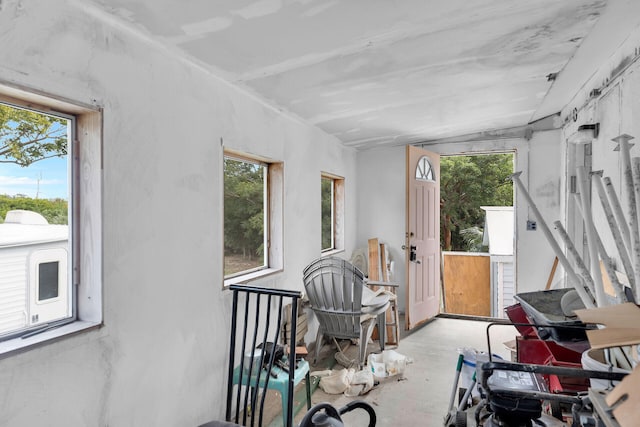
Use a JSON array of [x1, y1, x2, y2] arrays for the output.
[[443, 253, 490, 316]]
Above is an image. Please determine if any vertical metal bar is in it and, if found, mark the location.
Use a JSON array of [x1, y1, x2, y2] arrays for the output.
[[246, 293, 263, 427], [256, 293, 272, 427], [576, 166, 606, 306], [510, 172, 595, 308], [632, 157, 640, 300], [241, 293, 256, 426], [603, 176, 632, 253], [226, 289, 239, 423], [613, 134, 640, 299], [288, 296, 299, 427], [593, 172, 635, 290], [259, 295, 282, 427]]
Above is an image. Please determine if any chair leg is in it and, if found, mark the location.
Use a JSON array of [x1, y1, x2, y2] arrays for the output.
[[359, 317, 376, 368], [393, 299, 400, 345], [305, 371, 312, 410], [281, 391, 289, 427], [377, 312, 386, 352], [313, 330, 324, 365]]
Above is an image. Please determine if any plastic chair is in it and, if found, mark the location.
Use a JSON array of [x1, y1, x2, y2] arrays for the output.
[[225, 284, 311, 427], [303, 257, 391, 368]]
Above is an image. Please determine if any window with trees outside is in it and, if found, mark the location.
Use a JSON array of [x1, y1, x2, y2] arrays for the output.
[[224, 152, 283, 282], [321, 173, 344, 254], [0, 87, 102, 354]]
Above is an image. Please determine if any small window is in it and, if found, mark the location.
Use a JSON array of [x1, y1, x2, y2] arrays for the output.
[[415, 156, 435, 181], [38, 261, 60, 301], [224, 156, 267, 277], [321, 173, 344, 254], [224, 150, 283, 283], [321, 177, 334, 251]]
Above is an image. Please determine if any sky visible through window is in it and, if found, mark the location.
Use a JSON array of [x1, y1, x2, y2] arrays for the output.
[[0, 157, 68, 199], [0, 114, 68, 200]]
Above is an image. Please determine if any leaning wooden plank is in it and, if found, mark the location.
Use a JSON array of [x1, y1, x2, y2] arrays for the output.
[[575, 303, 640, 349], [368, 238, 381, 282], [606, 365, 640, 427], [380, 243, 397, 345]]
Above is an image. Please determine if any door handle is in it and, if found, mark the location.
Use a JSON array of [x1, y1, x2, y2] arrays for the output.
[[409, 245, 417, 262]]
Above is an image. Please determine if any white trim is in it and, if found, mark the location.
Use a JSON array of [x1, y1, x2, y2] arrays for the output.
[[0, 321, 101, 359]]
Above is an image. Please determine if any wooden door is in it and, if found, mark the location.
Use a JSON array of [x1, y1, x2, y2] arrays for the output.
[[406, 146, 440, 329]]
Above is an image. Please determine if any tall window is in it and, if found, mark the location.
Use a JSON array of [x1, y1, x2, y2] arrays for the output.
[[0, 102, 71, 339], [321, 173, 344, 253], [321, 177, 334, 251], [0, 86, 102, 354], [224, 156, 267, 277]]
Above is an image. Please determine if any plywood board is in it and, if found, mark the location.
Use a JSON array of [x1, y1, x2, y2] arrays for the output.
[[368, 238, 381, 281], [575, 303, 640, 349], [443, 253, 491, 316], [606, 365, 640, 427]]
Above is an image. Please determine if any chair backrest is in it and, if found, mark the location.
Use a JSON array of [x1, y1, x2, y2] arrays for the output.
[[225, 284, 302, 427], [302, 257, 365, 339]]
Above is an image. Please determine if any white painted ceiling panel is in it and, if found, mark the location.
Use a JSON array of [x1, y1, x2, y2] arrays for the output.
[[91, 0, 610, 148]]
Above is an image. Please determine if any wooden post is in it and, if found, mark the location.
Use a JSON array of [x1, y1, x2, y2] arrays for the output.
[[545, 257, 559, 290]]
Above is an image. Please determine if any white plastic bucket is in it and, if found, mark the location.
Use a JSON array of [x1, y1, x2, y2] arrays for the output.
[[459, 348, 503, 397], [581, 348, 629, 389], [243, 349, 263, 375]]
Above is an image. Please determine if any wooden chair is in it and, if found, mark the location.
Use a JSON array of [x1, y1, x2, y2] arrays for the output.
[[225, 284, 311, 427], [303, 257, 390, 368]]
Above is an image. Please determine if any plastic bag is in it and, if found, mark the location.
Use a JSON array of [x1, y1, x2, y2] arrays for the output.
[[313, 368, 375, 396], [367, 349, 411, 379]]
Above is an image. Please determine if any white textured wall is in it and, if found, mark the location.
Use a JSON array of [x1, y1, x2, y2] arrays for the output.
[[0, 1, 356, 426], [356, 146, 407, 309], [560, 22, 640, 292]]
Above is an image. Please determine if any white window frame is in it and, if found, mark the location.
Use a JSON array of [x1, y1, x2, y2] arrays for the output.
[[0, 81, 102, 357], [223, 149, 283, 287], [321, 172, 344, 256]]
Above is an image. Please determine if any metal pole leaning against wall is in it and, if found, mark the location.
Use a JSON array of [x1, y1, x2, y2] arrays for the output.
[[612, 134, 640, 300], [509, 172, 595, 308], [569, 195, 627, 304], [603, 176, 632, 254], [576, 166, 607, 306], [592, 172, 636, 293], [632, 157, 640, 301], [553, 220, 596, 298]]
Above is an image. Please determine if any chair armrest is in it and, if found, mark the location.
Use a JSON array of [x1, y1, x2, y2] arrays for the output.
[[365, 280, 400, 288]]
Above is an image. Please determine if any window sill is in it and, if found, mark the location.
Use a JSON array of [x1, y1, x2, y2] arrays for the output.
[[321, 248, 344, 257], [224, 267, 283, 288], [0, 320, 101, 359]]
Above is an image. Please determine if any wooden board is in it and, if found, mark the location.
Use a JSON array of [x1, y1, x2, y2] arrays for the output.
[[380, 243, 389, 282], [575, 303, 640, 349], [443, 253, 491, 316], [368, 238, 381, 281], [379, 243, 399, 345], [606, 365, 640, 427]]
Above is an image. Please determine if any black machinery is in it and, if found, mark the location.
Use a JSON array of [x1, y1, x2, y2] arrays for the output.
[[446, 316, 629, 427], [474, 359, 627, 427]]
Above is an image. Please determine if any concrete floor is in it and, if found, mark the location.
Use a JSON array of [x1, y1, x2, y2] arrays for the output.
[[295, 316, 517, 426]]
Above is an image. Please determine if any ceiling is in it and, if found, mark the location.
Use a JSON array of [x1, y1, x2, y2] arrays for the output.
[[88, 0, 609, 150]]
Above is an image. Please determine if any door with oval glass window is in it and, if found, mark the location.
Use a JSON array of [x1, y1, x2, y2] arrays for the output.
[[406, 146, 440, 329]]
